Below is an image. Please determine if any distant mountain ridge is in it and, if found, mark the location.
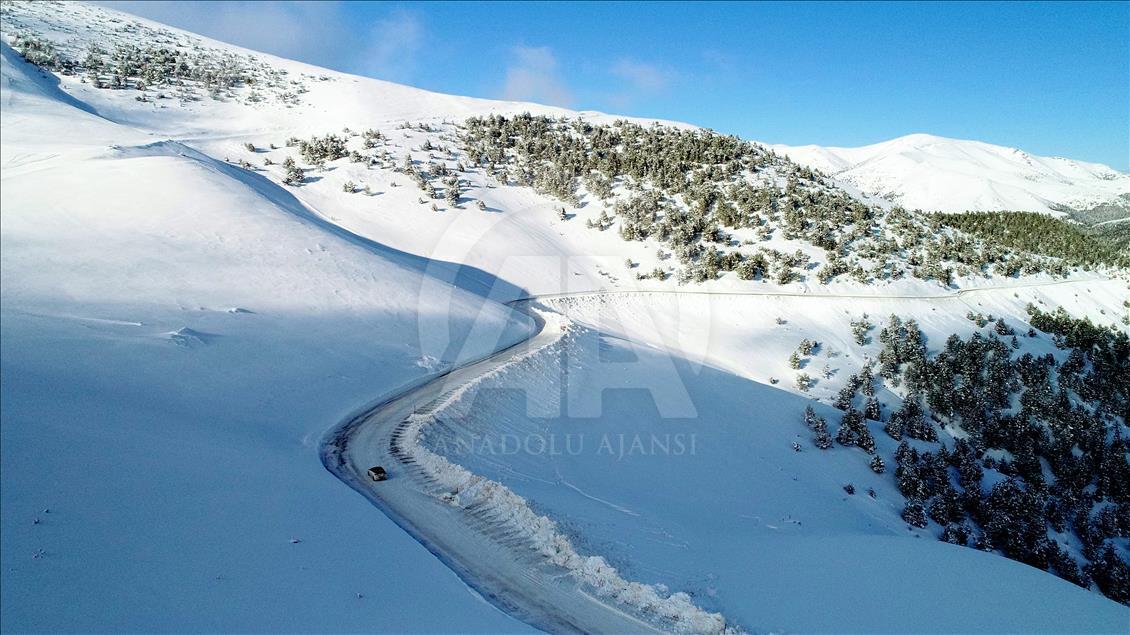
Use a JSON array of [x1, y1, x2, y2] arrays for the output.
[[772, 133, 1130, 220]]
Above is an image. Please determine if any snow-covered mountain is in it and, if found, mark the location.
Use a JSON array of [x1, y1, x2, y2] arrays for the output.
[[773, 133, 1130, 218], [2, 2, 1127, 633]]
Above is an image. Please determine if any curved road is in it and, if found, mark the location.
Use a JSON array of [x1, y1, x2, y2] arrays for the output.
[[322, 302, 671, 634], [321, 278, 1115, 634]]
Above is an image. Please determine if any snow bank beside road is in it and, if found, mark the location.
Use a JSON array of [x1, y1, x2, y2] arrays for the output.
[[399, 309, 741, 634]]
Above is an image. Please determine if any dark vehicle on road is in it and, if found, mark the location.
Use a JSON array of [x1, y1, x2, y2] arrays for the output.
[[368, 466, 388, 482]]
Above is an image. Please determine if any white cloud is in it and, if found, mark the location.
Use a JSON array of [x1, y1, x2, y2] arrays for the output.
[[96, 1, 351, 68], [610, 59, 673, 93], [500, 46, 573, 107], [96, 2, 424, 83], [360, 9, 423, 82]]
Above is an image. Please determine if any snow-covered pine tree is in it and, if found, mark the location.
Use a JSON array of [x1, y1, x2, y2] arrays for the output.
[[864, 397, 881, 421], [902, 498, 929, 528], [796, 373, 813, 392], [836, 408, 860, 446]]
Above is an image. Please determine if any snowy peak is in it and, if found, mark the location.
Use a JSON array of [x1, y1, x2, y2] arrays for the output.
[[772, 133, 1130, 217]]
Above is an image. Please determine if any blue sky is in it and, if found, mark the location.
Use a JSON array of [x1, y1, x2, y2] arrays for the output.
[[100, 1, 1128, 169]]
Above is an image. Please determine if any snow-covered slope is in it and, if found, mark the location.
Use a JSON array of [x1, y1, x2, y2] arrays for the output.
[[423, 287, 1129, 633], [773, 133, 1130, 216], [0, 35, 535, 633], [0, 0, 693, 299]]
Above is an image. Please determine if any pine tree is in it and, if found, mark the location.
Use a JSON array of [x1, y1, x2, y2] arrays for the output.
[[813, 422, 833, 449], [798, 339, 817, 355], [869, 455, 885, 474], [891, 393, 936, 442], [1046, 542, 1085, 588], [929, 481, 962, 525], [1087, 543, 1130, 604], [902, 498, 929, 528], [851, 315, 873, 346], [982, 478, 1049, 567], [283, 160, 304, 185], [834, 384, 855, 411], [805, 406, 833, 449], [941, 523, 970, 545], [855, 420, 876, 454], [864, 397, 881, 421], [788, 351, 802, 369], [860, 364, 875, 397], [955, 441, 984, 514], [795, 373, 813, 392], [804, 405, 820, 429], [896, 442, 927, 499], [884, 414, 904, 440], [994, 318, 1013, 337], [836, 408, 859, 446]]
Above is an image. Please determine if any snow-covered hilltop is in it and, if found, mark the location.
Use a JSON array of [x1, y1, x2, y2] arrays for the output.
[[773, 133, 1130, 219]]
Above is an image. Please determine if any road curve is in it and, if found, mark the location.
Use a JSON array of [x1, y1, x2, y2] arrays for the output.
[[321, 277, 1113, 634], [321, 302, 677, 634]]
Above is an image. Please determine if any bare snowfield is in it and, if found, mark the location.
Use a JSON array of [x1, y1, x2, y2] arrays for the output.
[[1, 2, 1128, 633]]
